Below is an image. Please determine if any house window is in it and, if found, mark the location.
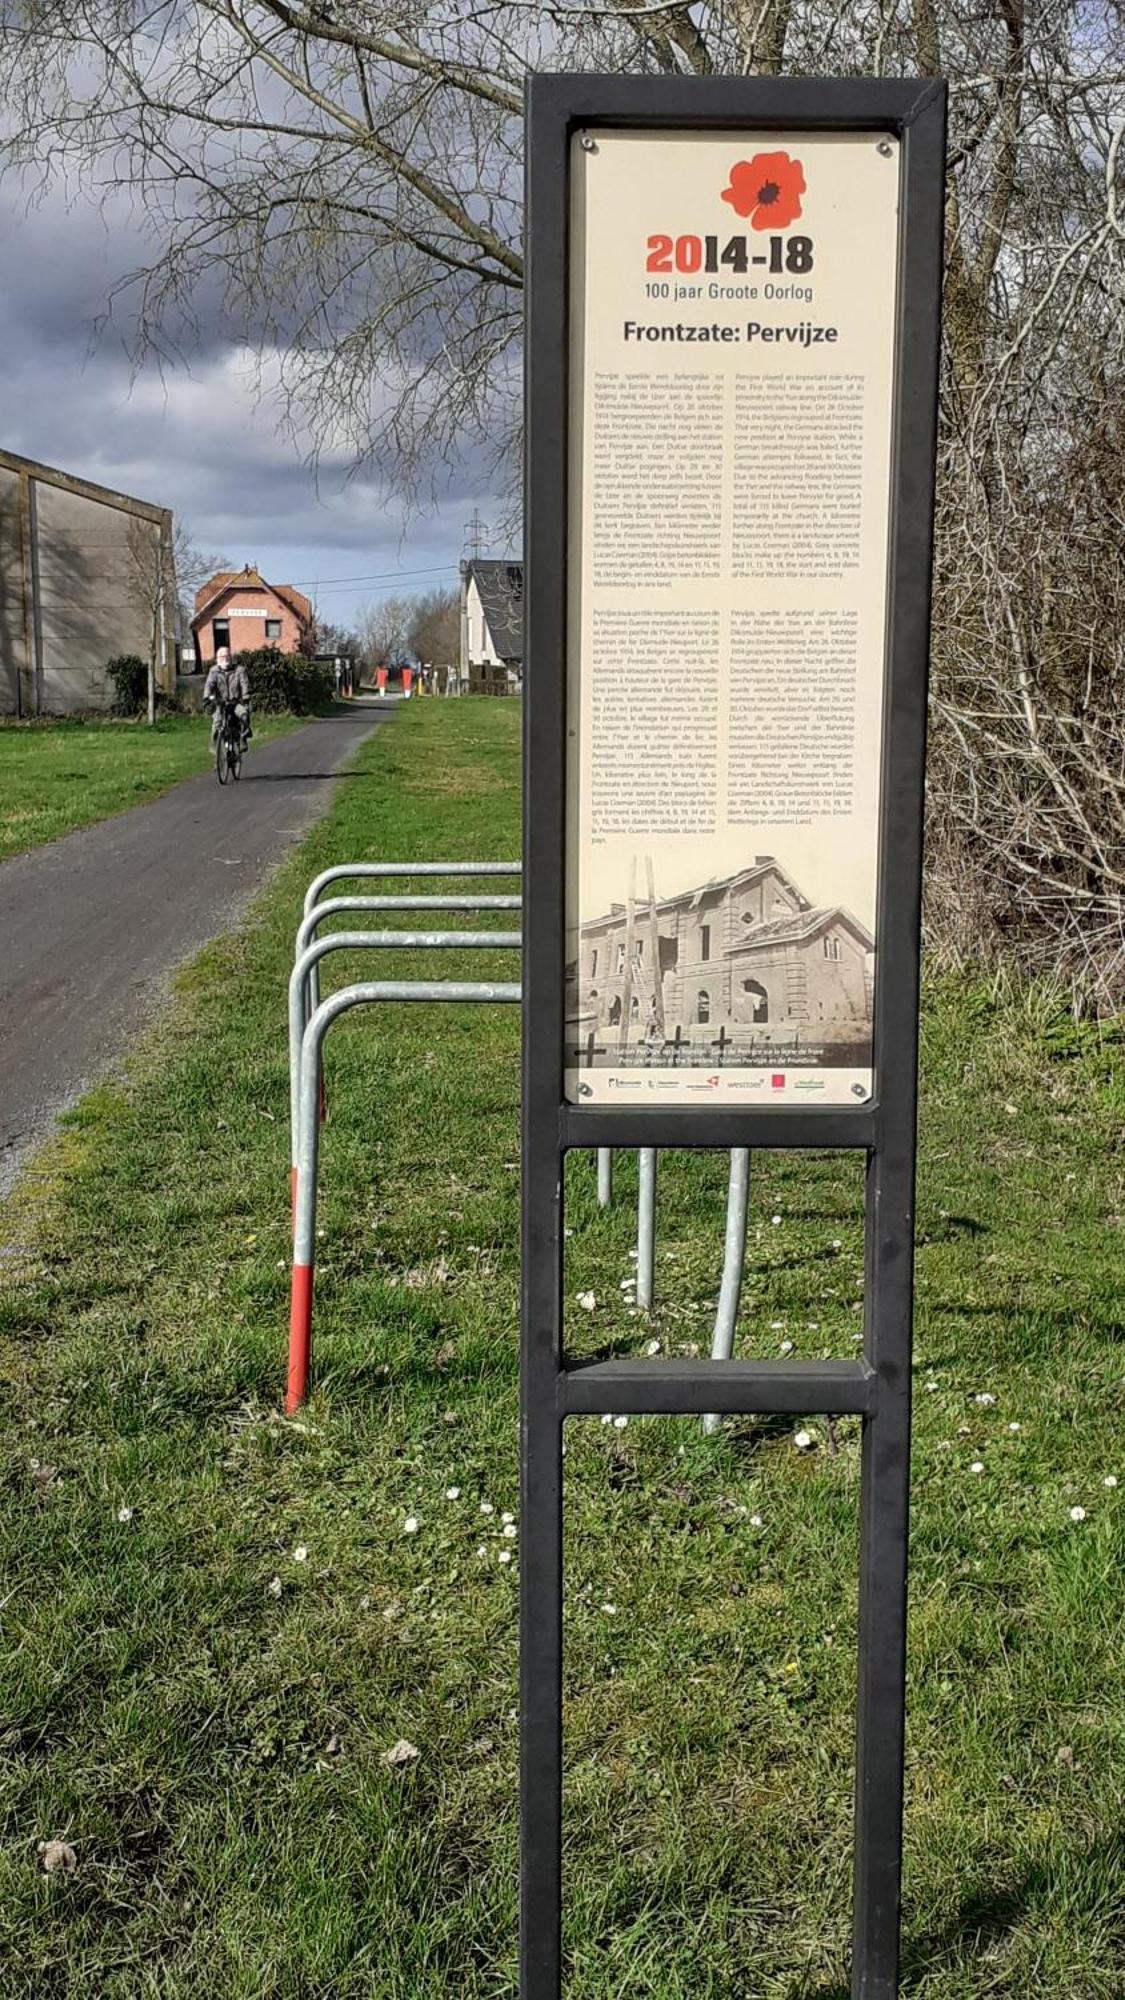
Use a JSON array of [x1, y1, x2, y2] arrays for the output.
[[634, 939, 644, 964], [630, 994, 640, 1021], [608, 997, 622, 1026], [265, 618, 281, 642], [212, 618, 230, 652], [742, 978, 768, 1023], [615, 942, 625, 975], [823, 935, 841, 960], [696, 989, 710, 1024], [700, 924, 711, 962], [590, 948, 598, 978]]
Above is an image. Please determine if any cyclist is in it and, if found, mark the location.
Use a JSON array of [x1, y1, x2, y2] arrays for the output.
[[202, 646, 252, 749]]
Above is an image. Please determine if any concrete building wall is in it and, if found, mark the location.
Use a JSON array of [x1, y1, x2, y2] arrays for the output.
[[35, 483, 158, 712], [0, 465, 30, 714], [0, 453, 175, 716]]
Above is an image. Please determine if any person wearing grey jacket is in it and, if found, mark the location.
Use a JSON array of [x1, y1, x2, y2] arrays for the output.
[[202, 647, 252, 747]]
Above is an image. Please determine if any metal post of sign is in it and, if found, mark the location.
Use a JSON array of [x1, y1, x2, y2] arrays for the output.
[[702, 1146, 751, 1435], [635, 1148, 656, 1309], [596, 1147, 613, 1207], [288, 978, 521, 1412], [523, 72, 944, 2000]]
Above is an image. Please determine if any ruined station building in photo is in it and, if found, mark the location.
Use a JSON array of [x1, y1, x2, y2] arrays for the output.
[[572, 858, 874, 1052]]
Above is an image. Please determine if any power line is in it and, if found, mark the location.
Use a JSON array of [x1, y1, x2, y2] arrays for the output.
[[291, 561, 458, 588]]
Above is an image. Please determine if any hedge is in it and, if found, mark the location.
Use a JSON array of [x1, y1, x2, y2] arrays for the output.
[[231, 646, 335, 715]]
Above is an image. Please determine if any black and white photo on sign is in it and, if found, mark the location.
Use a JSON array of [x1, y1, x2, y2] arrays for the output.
[[566, 850, 874, 1070]]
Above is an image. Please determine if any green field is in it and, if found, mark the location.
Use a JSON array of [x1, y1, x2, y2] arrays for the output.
[[1, 700, 1123, 1996], [0, 712, 297, 861]]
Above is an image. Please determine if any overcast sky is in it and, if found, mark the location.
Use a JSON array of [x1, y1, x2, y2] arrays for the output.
[[0, 181, 513, 632]]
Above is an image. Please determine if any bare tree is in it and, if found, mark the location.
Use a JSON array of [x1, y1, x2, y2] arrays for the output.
[[126, 512, 178, 725], [357, 592, 414, 671], [408, 587, 459, 667], [6, 1, 1125, 992], [314, 616, 361, 660], [173, 525, 231, 655]]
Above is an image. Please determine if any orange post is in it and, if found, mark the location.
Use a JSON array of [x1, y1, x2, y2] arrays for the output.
[[286, 1263, 314, 1412]]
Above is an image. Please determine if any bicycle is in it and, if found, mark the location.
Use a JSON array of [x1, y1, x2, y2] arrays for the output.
[[213, 697, 246, 785]]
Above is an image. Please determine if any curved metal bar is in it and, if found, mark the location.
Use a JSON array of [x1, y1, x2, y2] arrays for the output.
[[288, 979, 521, 1410], [296, 893, 523, 960], [296, 893, 523, 1019], [297, 894, 524, 1042], [302, 860, 520, 920], [288, 931, 522, 1191], [702, 1149, 751, 1435]]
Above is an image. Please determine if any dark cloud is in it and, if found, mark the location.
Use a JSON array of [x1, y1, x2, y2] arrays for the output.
[[0, 183, 514, 624]]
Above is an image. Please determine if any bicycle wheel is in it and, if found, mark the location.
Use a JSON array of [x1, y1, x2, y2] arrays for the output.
[[216, 734, 229, 784], [229, 739, 242, 781]]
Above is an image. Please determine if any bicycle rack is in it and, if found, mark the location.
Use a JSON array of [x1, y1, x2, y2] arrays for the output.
[[288, 980, 521, 1412], [286, 869, 754, 1416], [288, 929, 522, 1215], [298, 864, 617, 1216], [300, 862, 522, 1013], [294, 893, 522, 1124]]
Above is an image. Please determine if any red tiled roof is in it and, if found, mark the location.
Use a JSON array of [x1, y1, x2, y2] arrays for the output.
[[271, 583, 313, 622], [192, 565, 312, 629]]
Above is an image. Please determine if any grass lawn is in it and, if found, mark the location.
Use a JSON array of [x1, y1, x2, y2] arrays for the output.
[[0, 711, 299, 862], [1, 700, 1123, 1997]]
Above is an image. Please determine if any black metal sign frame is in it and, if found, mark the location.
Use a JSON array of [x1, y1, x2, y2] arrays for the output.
[[522, 74, 945, 2000]]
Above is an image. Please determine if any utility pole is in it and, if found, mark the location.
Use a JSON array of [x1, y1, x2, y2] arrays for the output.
[[460, 509, 488, 693], [464, 507, 487, 561]]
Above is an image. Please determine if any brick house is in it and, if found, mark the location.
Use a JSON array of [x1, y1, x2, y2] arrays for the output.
[[191, 564, 313, 668], [572, 858, 873, 1049]]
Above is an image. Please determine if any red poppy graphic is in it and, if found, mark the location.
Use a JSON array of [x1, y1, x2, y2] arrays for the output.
[[722, 152, 806, 230]]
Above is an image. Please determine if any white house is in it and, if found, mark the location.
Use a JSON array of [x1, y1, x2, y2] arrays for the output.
[[460, 559, 523, 693]]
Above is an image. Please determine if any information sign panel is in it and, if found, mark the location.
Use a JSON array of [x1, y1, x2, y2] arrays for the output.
[[524, 75, 946, 2000], [565, 129, 901, 1106]]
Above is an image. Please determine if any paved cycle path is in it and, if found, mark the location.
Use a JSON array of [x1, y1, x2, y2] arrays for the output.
[[0, 702, 390, 1196]]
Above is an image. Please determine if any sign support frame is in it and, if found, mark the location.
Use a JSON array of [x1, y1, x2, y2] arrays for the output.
[[522, 73, 945, 2000]]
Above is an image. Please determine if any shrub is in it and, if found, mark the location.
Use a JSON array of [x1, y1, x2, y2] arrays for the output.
[[232, 646, 334, 715], [105, 654, 148, 715]]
